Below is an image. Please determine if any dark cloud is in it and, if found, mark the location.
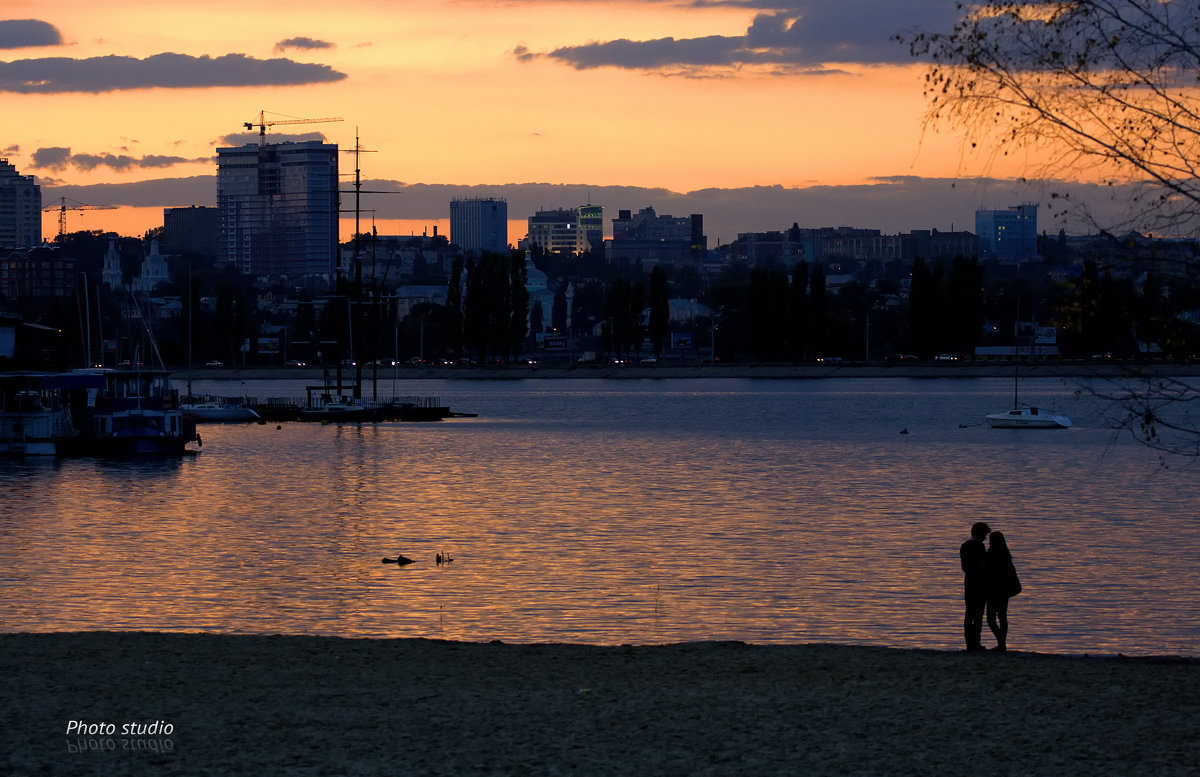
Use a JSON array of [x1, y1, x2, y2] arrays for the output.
[[275, 37, 335, 52], [31, 147, 72, 170], [519, 0, 960, 73], [0, 52, 347, 93], [217, 131, 331, 147], [0, 19, 62, 49], [42, 176, 217, 208], [31, 147, 209, 172]]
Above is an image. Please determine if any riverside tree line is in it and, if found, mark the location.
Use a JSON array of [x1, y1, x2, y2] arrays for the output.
[[11, 229, 1198, 373]]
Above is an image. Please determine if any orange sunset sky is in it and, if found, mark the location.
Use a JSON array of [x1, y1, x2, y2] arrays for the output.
[[1, 1, 1107, 243]]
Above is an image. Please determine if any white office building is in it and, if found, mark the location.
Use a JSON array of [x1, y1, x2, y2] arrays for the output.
[[526, 205, 603, 256], [450, 197, 508, 256]]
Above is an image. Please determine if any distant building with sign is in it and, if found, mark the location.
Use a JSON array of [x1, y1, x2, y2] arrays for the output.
[[526, 205, 603, 256]]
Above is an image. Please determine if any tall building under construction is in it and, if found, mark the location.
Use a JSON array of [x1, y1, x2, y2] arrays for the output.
[[216, 142, 339, 280]]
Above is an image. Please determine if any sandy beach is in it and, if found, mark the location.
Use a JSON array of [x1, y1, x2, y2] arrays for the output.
[[3, 632, 1197, 776]]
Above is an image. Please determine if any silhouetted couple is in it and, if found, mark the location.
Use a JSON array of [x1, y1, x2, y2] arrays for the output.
[[960, 521, 1022, 652]]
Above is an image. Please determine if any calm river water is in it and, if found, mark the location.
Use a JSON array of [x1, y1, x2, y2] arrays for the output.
[[2, 376, 1197, 656]]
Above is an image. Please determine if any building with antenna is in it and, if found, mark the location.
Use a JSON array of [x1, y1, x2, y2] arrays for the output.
[[525, 205, 603, 256], [216, 141, 339, 280], [0, 158, 41, 249]]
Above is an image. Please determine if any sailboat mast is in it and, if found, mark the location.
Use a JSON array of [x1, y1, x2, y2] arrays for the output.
[[353, 130, 363, 399], [82, 272, 92, 367], [186, 255, 193, 399]]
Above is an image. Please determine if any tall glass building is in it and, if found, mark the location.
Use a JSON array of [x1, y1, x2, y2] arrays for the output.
[[217, 142, 339, 280]]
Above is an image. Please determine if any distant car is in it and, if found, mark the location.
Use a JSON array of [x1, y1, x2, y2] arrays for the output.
[[285, 360, 306, 367], [205, 360, 224, 367]]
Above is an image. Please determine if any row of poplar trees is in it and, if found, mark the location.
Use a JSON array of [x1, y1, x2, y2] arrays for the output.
[[444, 252, 530, 362]]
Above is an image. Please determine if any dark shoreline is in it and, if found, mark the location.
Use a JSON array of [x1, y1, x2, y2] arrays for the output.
[[177, 360, 1200, 383], [4, 631, 1198, 776]]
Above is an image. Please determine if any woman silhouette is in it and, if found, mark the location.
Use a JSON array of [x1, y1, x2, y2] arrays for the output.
[[986, 531, 1022, 652]]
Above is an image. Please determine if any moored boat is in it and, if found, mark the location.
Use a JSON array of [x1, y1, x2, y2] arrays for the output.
[[0, 372, 76, 456], [987, 344, 1072, 430], [50, 367, 200, 455], [297, 393, 385, 422], [181, 399, 261, 423], [986, 406, 1072, 429]]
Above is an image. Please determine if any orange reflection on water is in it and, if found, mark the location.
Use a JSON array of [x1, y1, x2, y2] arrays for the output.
[[3, 377, 1199, 655]]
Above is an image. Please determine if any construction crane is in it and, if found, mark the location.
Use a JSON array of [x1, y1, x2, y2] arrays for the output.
[[42, 196, 117, 239], [244, 111, 343, 145]]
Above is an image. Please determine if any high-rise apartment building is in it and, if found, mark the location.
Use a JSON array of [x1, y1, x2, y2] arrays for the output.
[[216, 142, 339, 279], [449, 197, 508, 256], [0, 158, 41, 249], [976, 204, 1038, 263], [526, 205, 603, 255]]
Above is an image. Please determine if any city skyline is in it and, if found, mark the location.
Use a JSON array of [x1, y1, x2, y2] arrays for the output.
[[1, 1, 1147, 244]]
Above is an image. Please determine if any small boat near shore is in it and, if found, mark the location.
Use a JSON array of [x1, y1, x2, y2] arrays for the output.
[[986, 406, 1072, 429], [987, 345, 1072, 430], [181, 399, 261, 423]]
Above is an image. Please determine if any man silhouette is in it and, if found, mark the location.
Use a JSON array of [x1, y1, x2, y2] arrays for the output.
[[960, 521, 990, 651]]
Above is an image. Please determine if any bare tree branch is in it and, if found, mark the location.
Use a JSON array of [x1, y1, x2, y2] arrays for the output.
[[1080, 370, 1200, 461], [903, 0, 1200, 235]]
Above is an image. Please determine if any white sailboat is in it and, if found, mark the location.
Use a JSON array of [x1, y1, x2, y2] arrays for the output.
[[986, 361, 1071, 429], [986, 404, 1072, 429]]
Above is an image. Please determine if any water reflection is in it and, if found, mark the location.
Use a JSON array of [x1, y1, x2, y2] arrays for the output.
[[1, 377, 1198, 655]]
